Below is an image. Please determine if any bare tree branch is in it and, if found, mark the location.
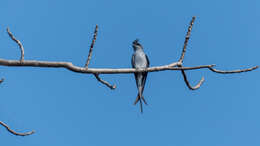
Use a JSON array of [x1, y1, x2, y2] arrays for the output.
[[83, 25, 114, 88], [85, 25, 98, 68], [94, 73, 116, 89], [0, 121, 34, 136], [0, 59, 256, 74], [209, 66, 259, 74], [0, 16, 256, 137], [6, 28, 25, 62], [1, 17, 256, 92], [0, 17, 257, 116], [177, 16, 204, 90], [180, 69, 205, 90], [178, 16, 196, 63]]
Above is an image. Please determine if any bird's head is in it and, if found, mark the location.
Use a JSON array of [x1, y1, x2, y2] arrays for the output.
[[132, 39, 143, 51]]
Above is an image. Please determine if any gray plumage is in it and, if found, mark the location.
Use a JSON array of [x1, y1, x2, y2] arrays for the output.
[[131, 39, 150, 113]]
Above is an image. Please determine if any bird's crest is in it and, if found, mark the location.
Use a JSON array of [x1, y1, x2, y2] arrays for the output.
[[132, 39, 143, 49], [133, 39, 141, 46]]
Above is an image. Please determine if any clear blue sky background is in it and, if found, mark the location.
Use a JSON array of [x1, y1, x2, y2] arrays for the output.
[[0, 0, 259, 146]]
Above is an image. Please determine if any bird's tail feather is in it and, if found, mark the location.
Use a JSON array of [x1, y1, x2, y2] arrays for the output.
[[139, 98, 143, 113], [134, 94, 147, 105], [134, 87, 147, 113], [134, 86, 147, 105]]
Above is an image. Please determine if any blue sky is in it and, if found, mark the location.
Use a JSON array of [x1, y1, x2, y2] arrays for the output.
[[0, 0, 259, 146]]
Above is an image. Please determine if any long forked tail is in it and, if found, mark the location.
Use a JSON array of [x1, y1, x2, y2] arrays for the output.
[[134, 94, 147, 105], [134, 86, 147, 105], [134, 87, 147, 113]]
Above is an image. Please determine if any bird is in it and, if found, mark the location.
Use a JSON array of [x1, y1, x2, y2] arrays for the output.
[[131, 39, 150, 113]]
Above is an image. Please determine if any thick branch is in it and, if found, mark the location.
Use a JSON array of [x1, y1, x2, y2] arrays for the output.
[[0, 121, 34, 136], [0, 59, 257, 74], [6, 28, 25, 62], [85, 25, 98, 68]]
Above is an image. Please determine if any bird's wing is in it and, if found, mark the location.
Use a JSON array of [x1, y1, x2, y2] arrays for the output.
[[131, 54, 135, 68], [132, 54, 139, 86], [141, 54, 149, 93], [132, 54, 145, 111], [145, 54, 150, 67]]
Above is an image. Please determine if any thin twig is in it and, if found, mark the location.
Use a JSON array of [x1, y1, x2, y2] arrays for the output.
[[180, 69, 204, 90], [178, 16, 196, 63], [209, 66, 259, 74], [85, 25, 98, 68], [6, 28, 25, 62], [94, 73, 116, 89], [0, 121, 35, 136]]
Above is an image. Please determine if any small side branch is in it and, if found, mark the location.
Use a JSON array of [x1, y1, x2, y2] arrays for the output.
[[94, 73, 116, 89], [6, 28, 25, 62], [85, 25, 98, 68], [177, 16, 203, 90], [0, 121, 35, 136], [209, 66, 259, 74], [178, 16, 196, 63], [180, 69, 204, 90]]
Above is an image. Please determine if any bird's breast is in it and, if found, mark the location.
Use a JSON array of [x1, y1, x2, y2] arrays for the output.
[[133, 52, 148, 68]]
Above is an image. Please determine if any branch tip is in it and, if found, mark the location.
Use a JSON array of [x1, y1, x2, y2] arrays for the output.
[[6, 27, 25, 62], [0, 121, 35, 136], [85, 25, 99, 68], [180, 68, 204, 90], [209, 65, 258, 74], [178, 16, 196, 63], [94, 74, 116, 90]]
